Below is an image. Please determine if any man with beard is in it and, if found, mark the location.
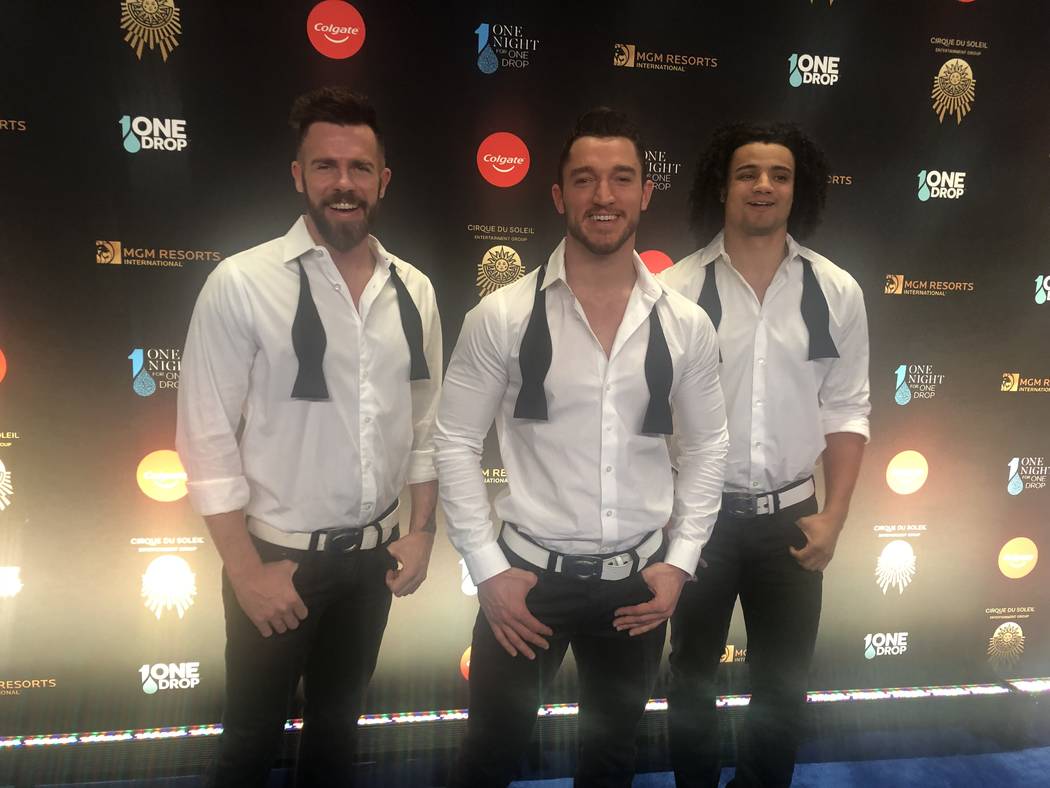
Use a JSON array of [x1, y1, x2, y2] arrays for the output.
[[437, 108, 728, 787], [176, 86, 442, 787], [660, 123, 870, 787]]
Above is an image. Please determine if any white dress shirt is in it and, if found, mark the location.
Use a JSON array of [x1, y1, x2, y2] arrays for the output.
[[660, 231, 870, 494], [176, 217, 442, 532], [436, 240, 728, 585]]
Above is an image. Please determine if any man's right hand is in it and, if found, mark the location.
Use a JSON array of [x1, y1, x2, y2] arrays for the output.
[[477, 567, 553, 660], [229, 560, 309, 638]]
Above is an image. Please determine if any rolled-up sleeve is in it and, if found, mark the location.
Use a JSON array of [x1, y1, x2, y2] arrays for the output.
[[175, 263, 255, 516], [820, 278, 871, 440], [407, 276, 443, 485]]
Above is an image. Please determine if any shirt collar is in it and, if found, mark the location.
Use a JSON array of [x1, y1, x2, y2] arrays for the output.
[[281, 216, 398, 277], [542, 238, 664, 302], [698, 229, 802, 269]]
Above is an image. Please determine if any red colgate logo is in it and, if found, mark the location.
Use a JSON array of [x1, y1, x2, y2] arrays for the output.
[[476, 132, 530, 188], [0, 348, 6, 384], [307, 1, 366, 59], [640, 250, 673, 274]]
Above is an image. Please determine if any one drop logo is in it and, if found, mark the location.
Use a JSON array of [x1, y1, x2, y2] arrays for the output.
[[1035, 275, 1049, 305], [1007, 457, 1024, 496], [788, 53, 839, 87], [917, 169, 966, 201], [475, 23, 498, 74], [129, 348, 157, 397], [120, 115, 188, 153], [893, 365, 912, 406], [140, 662, 200, 694], [863, 632, 909, 659]]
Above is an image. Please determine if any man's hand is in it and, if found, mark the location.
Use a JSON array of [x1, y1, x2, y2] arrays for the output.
[[790, 509, 846, 572], [229, 560, 308, 638], [613, 562, 690, 636], [386, 531, 435, 597], [477, 568, 553, 660]]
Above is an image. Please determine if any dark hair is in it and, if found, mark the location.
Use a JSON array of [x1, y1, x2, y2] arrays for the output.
[[288, 86, 384, 158], [688, 122, 828, 241], [556, 107, 646, 185]]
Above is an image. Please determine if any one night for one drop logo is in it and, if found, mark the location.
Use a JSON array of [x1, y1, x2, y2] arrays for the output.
[[129, 348, 181, 396], [893, 364, 945, 405], [788, 53, 839, 87], [917, 170, 966, 201], [120, 115, 188, 153]]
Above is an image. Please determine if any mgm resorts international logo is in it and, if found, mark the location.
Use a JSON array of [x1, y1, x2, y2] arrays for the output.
[[917, 169, 966, 201], [721, 644, 747, 663], [613, 43, 717, 73], [119, 115, 188, 153], [140, 662, 200, 694], [893, 363, 946, 405], [0, 678, 57, 696], [1035, 274, 1050, 305], [863, 631, 908, 660], [875, 540, 916, 595], [129, 347, 181, 396], [0, 457, 13, 512], [884, 273, 974, 297], [474, 22, 539, 74], [120, 1, 181, 62], [1002, 372, 1050, 394], [932, 58, 975, 124], [987, 622, 1024, 667], [788, 53, 840, 87], [96, 240, 221, 268], [477, 246, 524, 297], [1008, 456, 1048, 495]]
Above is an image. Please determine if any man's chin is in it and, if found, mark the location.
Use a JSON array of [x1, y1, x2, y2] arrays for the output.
[[570, 226, 634, 257]]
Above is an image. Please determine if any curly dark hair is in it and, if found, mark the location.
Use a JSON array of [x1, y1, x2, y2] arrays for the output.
[[556, 107, 646, 185], [688, 122, 828, 242], [289, 86, 383, 158]]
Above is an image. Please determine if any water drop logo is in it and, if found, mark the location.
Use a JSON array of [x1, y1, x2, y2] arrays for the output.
[[475, 23, 498, 74], [788, 53, 803, 87], [893, 364, 912, 406], [863, 634, 877, 660], [120, 115, 141, 153], [1007, 457, 1024, 496], [129, 348, 158, 397], [916, 170, 931, 202], [1035, 275, 1049, 305], [142, 675, 159, 695]]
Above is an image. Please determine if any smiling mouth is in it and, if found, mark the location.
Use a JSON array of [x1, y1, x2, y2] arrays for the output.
[[327, 201, 361, 213], [587, 212, 620, 224], [747, 200, 775, 207]]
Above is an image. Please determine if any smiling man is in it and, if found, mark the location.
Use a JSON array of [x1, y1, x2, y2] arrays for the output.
[[437, 108, 728, 787], [660, 123, 870, 787], [176, 87, 442, 787]]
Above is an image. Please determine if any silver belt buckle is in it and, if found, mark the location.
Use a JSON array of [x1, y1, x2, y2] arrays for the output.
[[723, 493, 758, 518]]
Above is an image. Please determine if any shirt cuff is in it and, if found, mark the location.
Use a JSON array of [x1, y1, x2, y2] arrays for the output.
[[822, 414, 870, 442], [463, 541, 511, 586], [187, 477, 250, 517], [664, 537, 702, 577], [407, 448, 438, 485]]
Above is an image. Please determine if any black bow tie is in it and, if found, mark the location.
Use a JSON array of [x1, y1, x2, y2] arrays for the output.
[[697, 255, 839, 361], [290, 257, 429, 401], [513, 266, 674, 435]]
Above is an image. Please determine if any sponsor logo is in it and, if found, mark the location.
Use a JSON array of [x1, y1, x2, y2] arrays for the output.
[[96, 239, 221, 268], [932, 58, 975, 124], [137, 450, 188, 503], [864, 632, 909, 659], [0, 119, 27, 132], [0, 678, 57, 696], [477, 245, 524, 297], [129, 348, 181, 396], [0, 567, 23, 599], [827, 174, 852, 185], [476, 132, 530, 188], [1008, 457, 1048, 495], [142, 555, 197, 620], [1035, 275, 1049, 305], [789, 53, 840, 87], [999, 537, 1038, 579], [917, 169, 966, 201], [475, 22, 539, 74], [645, 149, 683, 191], [987, 622, 1024, 667], [986, 605, 1035, 621], [0, 347, 6, 384], [930, 35, 988, 58], [460, 646, 472, 680], [721, 644, 747, 663], [885, 450, 928, 495], [613, 43, 717, 72], [459, 559, 478, 597], [873, 523, 928, 540], [893, 363, 946, 405], [0, 458, 13, 512], [130, 535, 206, 554], [884, 273, 974, 297], [482, 466, 508, 485], [875, 540, 916, 595], [140, 662, 200, 694], [120, 0, 181, 62], [467, 223, 535, 244], [1002, 372, 1050, 394], [0, 431, 16, 449], [640, 250, 673, 274], [119, 115, 188, 153], [307, 1, 366, 59]]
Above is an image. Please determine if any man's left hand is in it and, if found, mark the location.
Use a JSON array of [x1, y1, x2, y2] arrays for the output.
[[612, 562, 690, 637], [385, 531, 435, 596], [789, 510, 846, 572]]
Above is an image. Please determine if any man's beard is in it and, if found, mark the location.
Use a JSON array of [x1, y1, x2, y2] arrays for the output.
[[305, 189, 379, 253], [566, 212, 638, 257]]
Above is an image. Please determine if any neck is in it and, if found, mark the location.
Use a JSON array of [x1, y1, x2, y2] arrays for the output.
[[304, 215, 374, 273], [723, 225, 789, 277], [562, 234, 637, 294]]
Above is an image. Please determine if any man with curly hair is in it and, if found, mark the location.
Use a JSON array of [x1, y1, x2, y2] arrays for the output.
[[659, 123, 870, 787]]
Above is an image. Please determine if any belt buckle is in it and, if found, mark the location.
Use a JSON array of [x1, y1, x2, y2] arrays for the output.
[[723, 494, 757, 519], [562, 555, 603, 580], [325, 527, 364, 554]]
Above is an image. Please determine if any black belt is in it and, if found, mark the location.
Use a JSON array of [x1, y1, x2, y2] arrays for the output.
[[721, 477, 815, 519]]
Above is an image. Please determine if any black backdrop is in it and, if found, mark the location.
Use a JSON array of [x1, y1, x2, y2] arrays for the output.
[[1, 0, 1048, 737]]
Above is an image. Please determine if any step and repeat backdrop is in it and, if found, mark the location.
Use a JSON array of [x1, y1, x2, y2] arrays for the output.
[[1, 0, 1048, 737]]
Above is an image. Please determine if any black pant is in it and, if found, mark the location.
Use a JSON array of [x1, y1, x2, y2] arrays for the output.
[[452, 549, 665, 788], [205, 534, 395, 788], [668, 497, 821, 788]]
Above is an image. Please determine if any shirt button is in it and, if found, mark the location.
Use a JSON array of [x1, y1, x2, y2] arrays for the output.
[[758, 358, 766, 365], [364, 416, 372, 423], [605, 510, 613, 517], [606, 384, 612, 391], [752, 482, 760, 488], [754, 441, 761, 447], [605, 466, 613, 473], [333, 283, 342, 291], [755, 400, 762, 406]]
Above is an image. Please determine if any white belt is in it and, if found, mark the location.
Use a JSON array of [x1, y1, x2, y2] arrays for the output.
[[499, 523, 664, 582], [247, 502, 399, 553], [722, 477, 815, 518]]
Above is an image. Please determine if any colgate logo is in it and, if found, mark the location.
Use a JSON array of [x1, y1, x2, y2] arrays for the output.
[[307, 1, 366, 59], [476, 132, 530, 188]]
